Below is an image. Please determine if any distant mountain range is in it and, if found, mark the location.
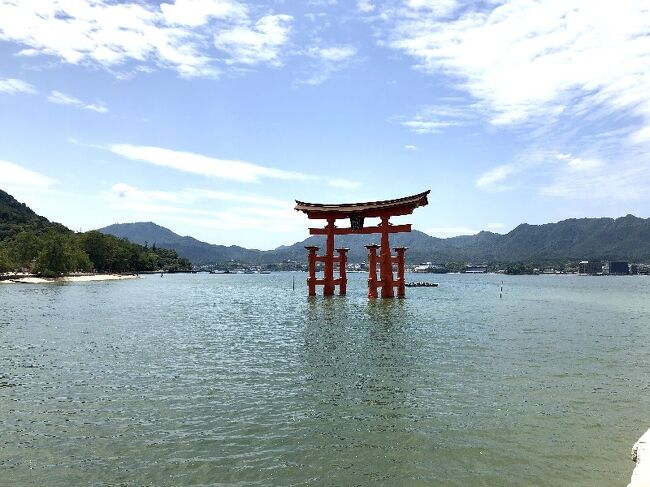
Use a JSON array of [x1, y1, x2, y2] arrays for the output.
[[98, 215, 650, 265], [98, 222, 263, 265]]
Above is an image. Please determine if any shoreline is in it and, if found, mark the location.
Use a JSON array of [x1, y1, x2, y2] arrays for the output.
[[0, 273, 139, 284], [629, 428, 650, 487]]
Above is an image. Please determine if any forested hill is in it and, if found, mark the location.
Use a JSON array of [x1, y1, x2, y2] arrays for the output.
[[0, 189, 191, 276], [100, 215, 650, 265], [0, 189, 68, 239]]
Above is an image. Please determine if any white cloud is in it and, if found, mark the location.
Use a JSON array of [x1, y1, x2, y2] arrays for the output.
[[111, 183, 186, 204], [328, 178, 361, 189], [184, 188, 291, 208], [397, 103, 475, 134], [0, 160, 56, 188], [300, 44, 357, 85], [164, 214, 302, 233], [475, 149, 562, 192], [426, 226, 479, 238], [475, 163, 518, 191], [540, 159, 648, 201], [386, 1, 650, 128], [487, 223, 505, 231], [109, 144, 312, 184], [160, 0, 246, 26], [400, 119, 458, 134], [0, 1, 292, 77], [357, 0, 375, 14], [48, 90, 108, 113], [404, 144, 419, 151], [405, 0, 460, 17], [214, 14, 292, 66], [630, 126, 650, 144], [477, 148, 647, 201], [107, 183, 304, 234], [0, 78, 36, 95], [308, 46, 356, 63], [555, 153, 603, 172], [111, 183, 291, 208]]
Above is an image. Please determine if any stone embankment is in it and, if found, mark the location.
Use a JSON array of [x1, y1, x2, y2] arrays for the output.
[[629, 428, 650, 487]]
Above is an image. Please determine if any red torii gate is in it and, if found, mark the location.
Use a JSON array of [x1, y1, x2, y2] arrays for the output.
[[294, 190, 430, 298]]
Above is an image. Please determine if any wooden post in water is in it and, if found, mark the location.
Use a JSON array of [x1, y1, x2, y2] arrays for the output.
[[323, 218, 336, 296], [305, 246, 319, 296], [366, 244, 380, 299], [379, 216, 395, 298], [336, 247, 349, 295], [394, 246, 407, 298]]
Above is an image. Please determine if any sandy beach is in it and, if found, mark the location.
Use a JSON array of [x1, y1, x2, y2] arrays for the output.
[[0, 274, 139, 284]]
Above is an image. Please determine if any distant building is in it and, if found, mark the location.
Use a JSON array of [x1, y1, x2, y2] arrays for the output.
[[636, 264, 650, 275], [541, 268, 558, 274], [608, 261, 629, 275], [579, 261, 603, 275], [414, 263, 445, 273], [465, 264, 487, 273]]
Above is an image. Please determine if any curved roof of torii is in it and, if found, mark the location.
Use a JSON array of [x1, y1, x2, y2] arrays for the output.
[[295, 190, 430, 219]]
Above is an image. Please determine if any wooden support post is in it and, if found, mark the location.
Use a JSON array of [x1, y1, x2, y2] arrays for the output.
[[305, 245, 319, 296], [394, 247, 407, 298], [380, 216, 394, 298], [324, 218, 335, 295], [366, 244, 380, 299], [336, 247, 349, 295]]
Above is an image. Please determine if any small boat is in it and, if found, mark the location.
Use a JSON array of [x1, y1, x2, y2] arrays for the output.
[[405, 282, 438, 288]]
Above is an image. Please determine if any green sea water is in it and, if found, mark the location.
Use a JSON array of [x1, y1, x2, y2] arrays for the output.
[[1, 273, 649, 486]]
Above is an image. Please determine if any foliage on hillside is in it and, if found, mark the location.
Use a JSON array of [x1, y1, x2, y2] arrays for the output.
[[275, 216, 650, 264], [0, 190, 191, 276]]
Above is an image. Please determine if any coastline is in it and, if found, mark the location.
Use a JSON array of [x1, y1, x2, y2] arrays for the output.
[[0, 273, 139, 284], [629, 428, 650, 487]]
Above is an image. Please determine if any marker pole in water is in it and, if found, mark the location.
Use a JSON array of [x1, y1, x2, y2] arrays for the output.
[[500, 280, 503, 299], [292, 274, 295, 291]]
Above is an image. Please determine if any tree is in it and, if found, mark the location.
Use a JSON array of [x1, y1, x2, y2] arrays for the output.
[[0, 245, 13, 272], [68, 246, 93, 272], [34, 233, 71, 277], [80, 231, 112, 271], [8, 231, 39, 269]]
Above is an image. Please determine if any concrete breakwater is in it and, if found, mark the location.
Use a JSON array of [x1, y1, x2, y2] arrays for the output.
[[629, 428, 650, 487]]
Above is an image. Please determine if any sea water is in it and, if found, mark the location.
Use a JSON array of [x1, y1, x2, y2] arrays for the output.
[[1, 273, 649, 486]]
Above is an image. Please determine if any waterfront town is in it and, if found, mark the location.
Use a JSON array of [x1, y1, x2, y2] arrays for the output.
[[189, 259, 650, 276]]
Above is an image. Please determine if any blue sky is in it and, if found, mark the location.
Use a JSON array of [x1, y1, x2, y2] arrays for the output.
[[1, 0, 650, 249]]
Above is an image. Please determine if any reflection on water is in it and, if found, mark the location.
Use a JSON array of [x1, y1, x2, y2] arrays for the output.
[[1, 273, 649, 486]]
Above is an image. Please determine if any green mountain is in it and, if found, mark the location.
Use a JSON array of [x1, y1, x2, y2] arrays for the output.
[[98, 222, 264, 265], [99, 215, 650, 265], [0, 189, 68, 239]]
